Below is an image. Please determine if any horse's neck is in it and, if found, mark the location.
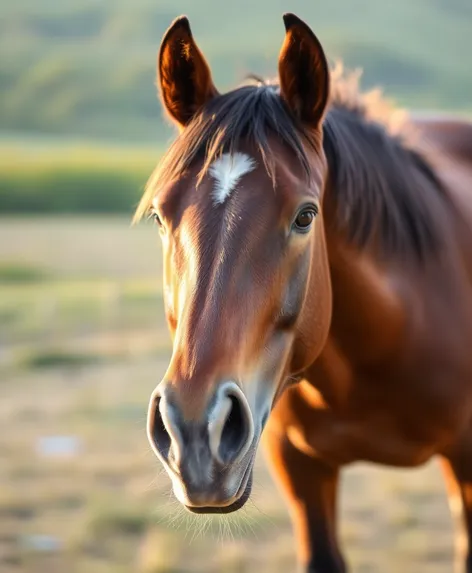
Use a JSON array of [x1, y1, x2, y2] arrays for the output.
[[307, 233, 408, 406], [326, 239, 406, 362]]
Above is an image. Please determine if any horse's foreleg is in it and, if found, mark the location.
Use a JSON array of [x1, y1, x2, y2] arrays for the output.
[[263, 429, 346, 573], [441, 450, 472, 573]]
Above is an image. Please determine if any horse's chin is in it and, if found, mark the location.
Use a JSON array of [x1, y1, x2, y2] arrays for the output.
[[184, 471, 253, 515]]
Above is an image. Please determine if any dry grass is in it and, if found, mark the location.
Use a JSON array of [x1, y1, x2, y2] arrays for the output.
[[0, 216, 459, 572]]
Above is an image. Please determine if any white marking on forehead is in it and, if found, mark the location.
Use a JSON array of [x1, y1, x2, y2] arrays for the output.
[[209, 152, 256, 205]]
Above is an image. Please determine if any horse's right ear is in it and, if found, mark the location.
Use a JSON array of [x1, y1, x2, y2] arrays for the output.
[[158, 16, 218, 128], [278, 13, 330, 127]]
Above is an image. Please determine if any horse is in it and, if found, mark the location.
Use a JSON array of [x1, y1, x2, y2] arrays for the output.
[[136, 13, 472, 572]]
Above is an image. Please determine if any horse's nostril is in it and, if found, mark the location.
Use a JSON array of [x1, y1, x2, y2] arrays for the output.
[[219, 394, 249, 464], [150, 398, 171, 460]]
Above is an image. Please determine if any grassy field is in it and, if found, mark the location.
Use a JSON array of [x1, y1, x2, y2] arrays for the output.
[[0, 138, 161, 213], [0, 216, 461, 572]]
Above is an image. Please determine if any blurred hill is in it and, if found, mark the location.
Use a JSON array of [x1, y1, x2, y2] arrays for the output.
[[1, 0, 470, 143]]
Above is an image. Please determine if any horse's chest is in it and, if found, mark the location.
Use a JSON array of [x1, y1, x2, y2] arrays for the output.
[[281, 381, 463, 467], [288, 411, 436, 467]]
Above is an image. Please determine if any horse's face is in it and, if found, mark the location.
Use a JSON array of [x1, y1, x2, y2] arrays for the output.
[[144, 14, 331, 513]]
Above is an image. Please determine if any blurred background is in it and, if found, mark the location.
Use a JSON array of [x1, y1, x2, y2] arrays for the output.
[[1, 1, 470, 572]]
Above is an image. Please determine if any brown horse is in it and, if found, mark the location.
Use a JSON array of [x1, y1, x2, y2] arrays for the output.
[[137, 13, 472, 572]]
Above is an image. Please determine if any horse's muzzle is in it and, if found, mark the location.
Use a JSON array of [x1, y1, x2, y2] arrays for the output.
[[147, 381, 256, 512]]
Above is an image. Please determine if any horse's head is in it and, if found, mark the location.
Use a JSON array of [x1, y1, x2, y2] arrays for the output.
[[142, 14, 332, 513]]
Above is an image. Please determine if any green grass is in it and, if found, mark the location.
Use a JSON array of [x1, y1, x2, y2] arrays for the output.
[[19, 349, 105, 370], [0, 141, 160, 213], [0, 0, 471, 143], [0, 262, 52, 283]]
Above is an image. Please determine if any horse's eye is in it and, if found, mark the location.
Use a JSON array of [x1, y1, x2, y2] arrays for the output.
[[293, 206, 318, 232], [150, 211, 162, 227]]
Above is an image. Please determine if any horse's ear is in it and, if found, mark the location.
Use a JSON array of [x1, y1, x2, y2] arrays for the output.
[[158, 16, 218, 128], [278, 13, 330, 127]]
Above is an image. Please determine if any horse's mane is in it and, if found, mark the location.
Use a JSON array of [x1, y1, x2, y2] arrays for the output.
[[135, 64, 450, 262]]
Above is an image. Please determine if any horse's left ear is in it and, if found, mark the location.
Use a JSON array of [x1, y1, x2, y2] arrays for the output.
[[158, 16, 219, 128], [278, 13, 330, 127]]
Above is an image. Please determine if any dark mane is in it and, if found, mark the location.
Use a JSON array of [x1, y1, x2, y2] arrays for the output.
[[136, 66, 449, 262], [323, 66, 449, 261]]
